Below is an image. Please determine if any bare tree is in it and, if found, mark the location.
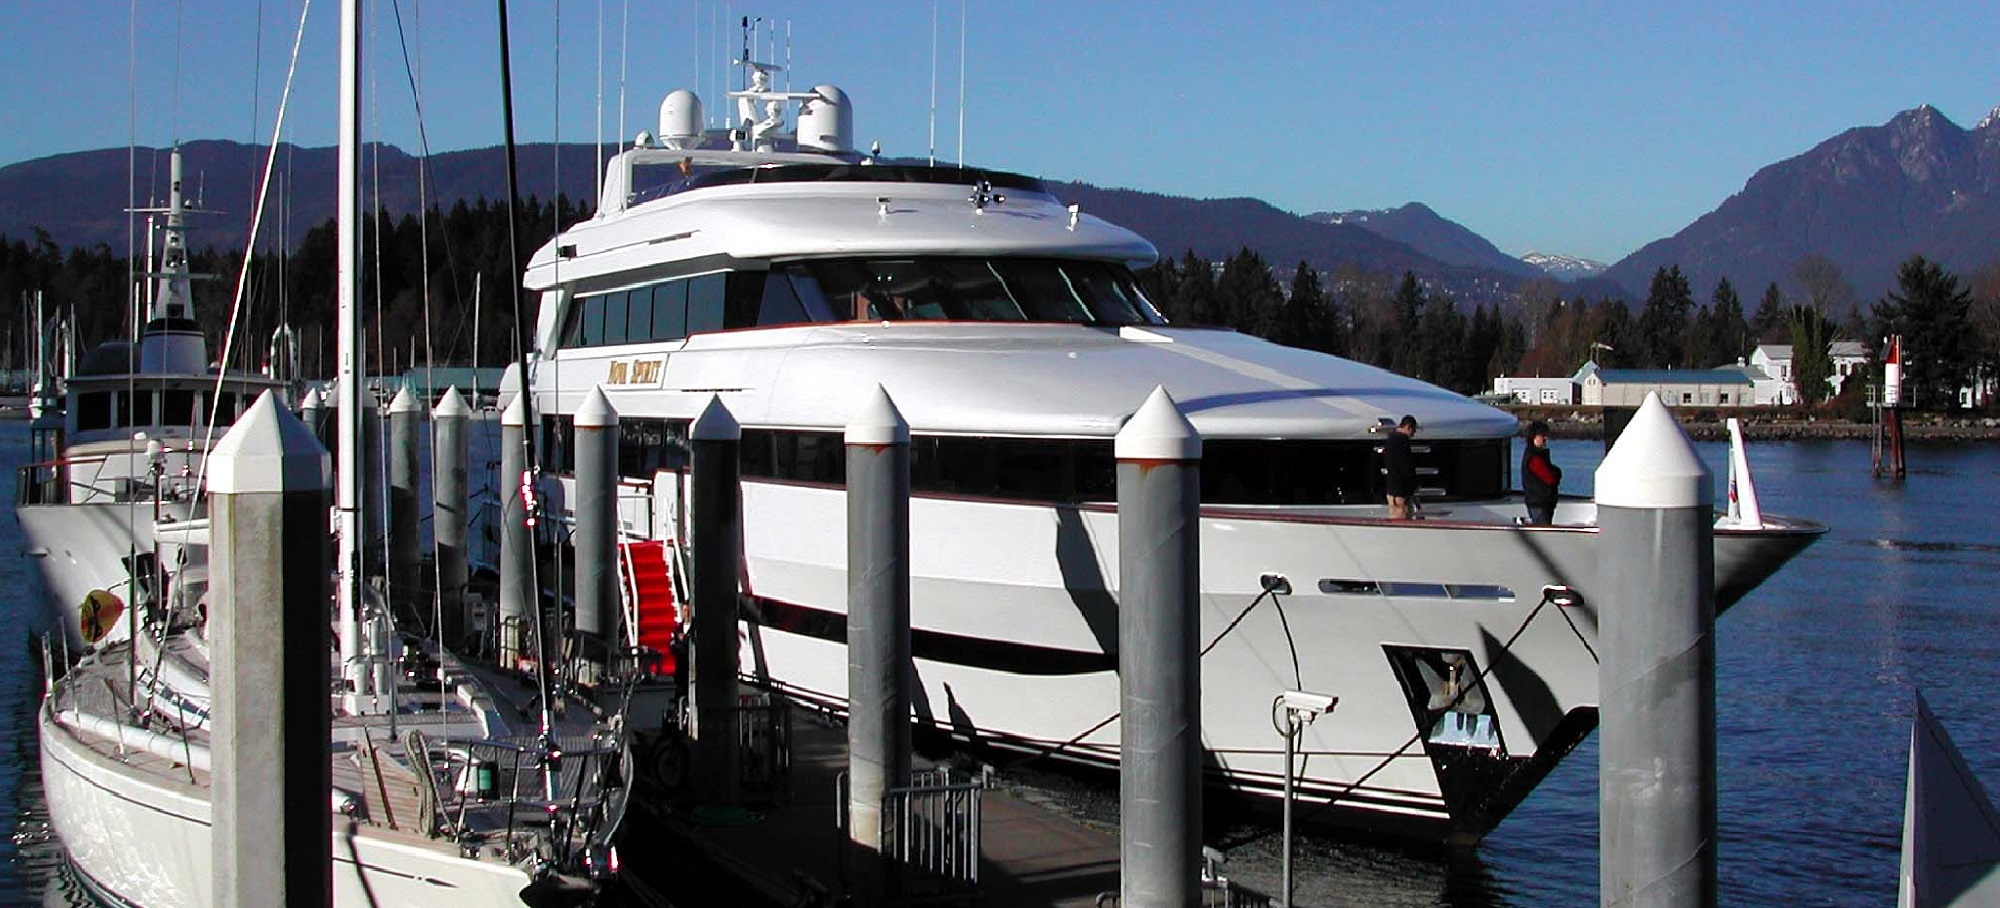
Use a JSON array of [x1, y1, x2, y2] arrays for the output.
[[1793, 254, 1855, 320]]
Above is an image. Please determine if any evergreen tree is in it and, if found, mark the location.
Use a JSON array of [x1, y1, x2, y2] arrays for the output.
[[1418, 290, 1466, 389], [1751, 282, 1787, 343], [1216, 247, 1284, 339], [1787, 305, 1835, 407], [1171, 251, 1220, 326], [1873, 255, 1973, 410], [1462, 304, 1504, 393], [1691, 277, 1750, 367], [1637, 265, 1694, 368], [1390, 271, 1425, 376], [1279, 261, 1329, 351], [1489, 309, 1526, 382]]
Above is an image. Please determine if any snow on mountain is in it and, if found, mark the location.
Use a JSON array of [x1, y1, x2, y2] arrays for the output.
[[1521, 251, 1607, 281]]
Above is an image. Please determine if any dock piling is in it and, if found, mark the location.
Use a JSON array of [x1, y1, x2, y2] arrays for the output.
[[499, 394, 531, 666], [1116, 386, 1204, 908], [209, 390, 333, 908], [1596, 391, 1716, 908], [388, 385, 421, 615], [434, 387, 470, 650], [689, 395, 742, 805], [844, 385, 914, 901], [574, 386, 619, 685]]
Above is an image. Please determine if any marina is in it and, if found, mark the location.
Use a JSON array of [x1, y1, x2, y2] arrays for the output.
[[2, 6, 1996, 908], [7, 429, 1999, 905]]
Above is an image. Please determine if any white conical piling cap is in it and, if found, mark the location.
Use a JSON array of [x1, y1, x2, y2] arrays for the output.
[[1596, 392, 1711, 508], [501, 392, 529, 428], [691, 394, 740, 441], [1115, 385, 1201, 461], [389, 385, 421, 415], [576, 385, 619, 428], [209, 389, 331, 494], [845, 384, 909, 445], [300, 386, 323, 410], [433, 386, 470, 419]]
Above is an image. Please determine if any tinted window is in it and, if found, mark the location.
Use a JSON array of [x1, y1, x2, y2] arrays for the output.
[[651, 281, 688, 341], [733, 430, 1507, 505], [579, 294, 606, 346], [617, 418, 690, 477], [131, 391, 157, 427], [625, 286, 653, 342], [601, 290, 630, 345], [162, 390, 196, 427], [686, 274, 726, 335], [78, 392, 111, 430], [757, 270, 814, 327], [784, 257, 1160, 326], [725, 272, 767, 329]]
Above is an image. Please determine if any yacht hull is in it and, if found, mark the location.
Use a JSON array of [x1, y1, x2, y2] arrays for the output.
[[706, 480, 1819, 843], [19, 501, 192, 654]]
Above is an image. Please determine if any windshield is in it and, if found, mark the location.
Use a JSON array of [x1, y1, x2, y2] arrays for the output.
[[777, 257, 1164, 326]]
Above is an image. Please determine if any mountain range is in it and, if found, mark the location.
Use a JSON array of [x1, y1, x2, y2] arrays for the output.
[[1308, 204, 1541, 279], [4, 103, 1998, 306], [1602, 104, 2000, 303]]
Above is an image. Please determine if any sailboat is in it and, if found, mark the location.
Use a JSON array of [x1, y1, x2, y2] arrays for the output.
[[30, 1, 631, 903]]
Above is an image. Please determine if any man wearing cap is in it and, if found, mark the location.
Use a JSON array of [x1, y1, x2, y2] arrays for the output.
[[1521, 419, 1562, 525], [1384, 415, 1420, 519]]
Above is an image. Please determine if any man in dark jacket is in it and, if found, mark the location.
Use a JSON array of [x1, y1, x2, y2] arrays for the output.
[[1522, 420, 1561, 525], [1384, 415, 1419, 519]]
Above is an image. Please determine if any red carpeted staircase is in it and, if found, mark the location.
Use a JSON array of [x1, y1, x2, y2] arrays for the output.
[[621, 540, 679, 675]]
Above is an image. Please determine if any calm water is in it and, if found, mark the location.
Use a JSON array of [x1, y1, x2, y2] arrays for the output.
[[4, 427, 1993, 906]]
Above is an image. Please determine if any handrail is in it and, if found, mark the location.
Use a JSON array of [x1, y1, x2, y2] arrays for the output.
[[616, 539, 642, 651]]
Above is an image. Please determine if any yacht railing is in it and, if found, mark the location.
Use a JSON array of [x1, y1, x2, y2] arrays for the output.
[[16, 456, 202, 507]]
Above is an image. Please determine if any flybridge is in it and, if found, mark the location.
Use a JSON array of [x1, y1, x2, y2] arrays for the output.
[[597, 56, 864, 215]]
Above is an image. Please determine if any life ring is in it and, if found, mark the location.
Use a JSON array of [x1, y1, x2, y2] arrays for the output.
[[79, 589, 124, 644]]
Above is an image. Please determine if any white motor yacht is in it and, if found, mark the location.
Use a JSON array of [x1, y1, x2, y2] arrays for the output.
[[18, 148, 288, 655], [516, 58, 1823, 844]]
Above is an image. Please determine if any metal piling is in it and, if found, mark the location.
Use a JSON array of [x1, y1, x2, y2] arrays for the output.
[[574, 386, 619, 684], [1597, 391, 1717, 908], [689, 395, 742, 804], [845, 385, 914, 902], [1116, 386, 1203, 908]]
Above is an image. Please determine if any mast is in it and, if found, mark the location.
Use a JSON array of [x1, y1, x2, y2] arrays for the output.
[[135, 150, 208, 374], [336, 0, 368, 702]]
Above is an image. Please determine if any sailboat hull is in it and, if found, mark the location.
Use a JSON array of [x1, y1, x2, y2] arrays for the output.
[[38, 698, 555, 907]]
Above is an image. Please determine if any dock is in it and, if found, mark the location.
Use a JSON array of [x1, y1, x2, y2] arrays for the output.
[[629, 715, 1131, 907]]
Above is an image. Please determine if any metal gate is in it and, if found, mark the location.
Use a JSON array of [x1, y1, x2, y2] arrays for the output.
[[838, 766, 991, 904]]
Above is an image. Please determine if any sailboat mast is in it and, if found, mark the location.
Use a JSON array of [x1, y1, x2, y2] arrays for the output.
[[336, 0, 366, 699]]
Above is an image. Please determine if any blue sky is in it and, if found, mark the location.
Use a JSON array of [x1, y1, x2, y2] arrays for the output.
[[4, 1, 1995, 263]]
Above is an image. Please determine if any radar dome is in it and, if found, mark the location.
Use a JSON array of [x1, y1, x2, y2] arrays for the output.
[[658, 90, 704, 150], [797, 84, 853, 153]]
